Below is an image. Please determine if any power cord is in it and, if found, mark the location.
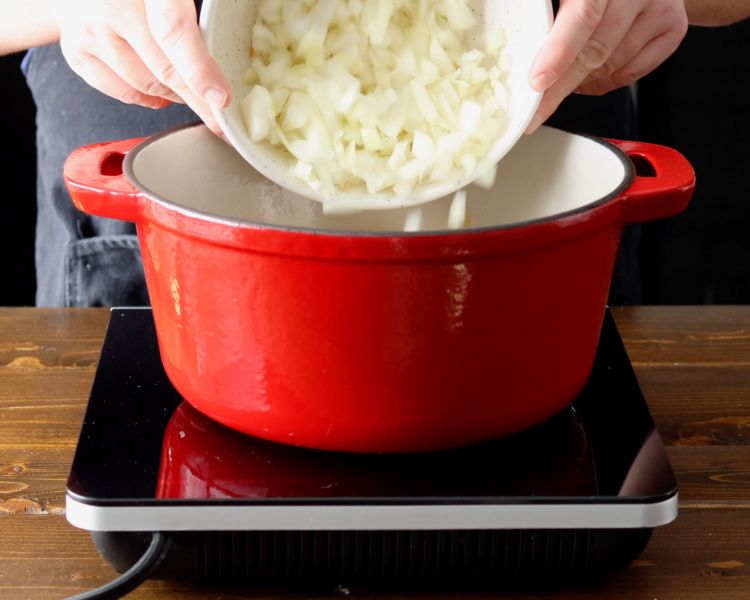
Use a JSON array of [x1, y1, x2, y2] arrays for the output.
[[66, 532, 174, 600]]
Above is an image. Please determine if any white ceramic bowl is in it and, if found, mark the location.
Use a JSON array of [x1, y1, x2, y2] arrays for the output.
[[200, 0, 553, 209]]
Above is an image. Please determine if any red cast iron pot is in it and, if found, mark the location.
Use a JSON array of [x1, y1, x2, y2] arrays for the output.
[[64, 125, 695, 453]]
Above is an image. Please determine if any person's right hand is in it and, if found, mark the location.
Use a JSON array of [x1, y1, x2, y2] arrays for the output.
[[527, 0, 688, 133], [56, 0, 231, 135]]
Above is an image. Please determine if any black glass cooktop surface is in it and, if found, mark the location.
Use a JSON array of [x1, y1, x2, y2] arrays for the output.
[[67, 308, 676, 507]]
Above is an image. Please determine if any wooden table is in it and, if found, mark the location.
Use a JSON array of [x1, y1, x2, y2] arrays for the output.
[[1, 307, 749, 599]]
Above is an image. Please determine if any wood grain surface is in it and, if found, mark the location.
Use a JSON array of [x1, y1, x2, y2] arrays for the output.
[[1, 306, 749, 599]]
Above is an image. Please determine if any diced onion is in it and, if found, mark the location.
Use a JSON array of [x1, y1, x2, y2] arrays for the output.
[[242, 0, 510, 204], [294, 160, 314, 181], [403, 207, 424, 231], [485, 26, 506, 53], [447, 189, 467, 229], [474, 162, 498, 190], [240, 85, 273, 142]]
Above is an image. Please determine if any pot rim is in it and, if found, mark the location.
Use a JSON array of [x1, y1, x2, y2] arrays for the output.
[[122, 123, 635, 238]]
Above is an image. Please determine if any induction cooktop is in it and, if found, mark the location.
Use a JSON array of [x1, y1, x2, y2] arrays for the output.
[[65, 308, 677, 583]]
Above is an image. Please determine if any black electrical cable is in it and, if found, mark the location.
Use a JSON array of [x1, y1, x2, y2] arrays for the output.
[[66, 532, 173, 600]]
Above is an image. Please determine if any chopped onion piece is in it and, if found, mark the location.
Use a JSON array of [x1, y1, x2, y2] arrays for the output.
[[240, 85, 273, 142], [394, 180, 415, 198], [361, 127, 383, 152], [297, 0, 339, 60], [251, 23, 275, 55], [362, 0, 395, 46], [459, 101, 482, 134], [412, 129, 434, 160], [460, 154, 477, 175], [485, 26, 506, 53], [294, 160, 314, 181], [447, 189, 467, 229], [409, 79, 438, 122], [324, 71, 362, 113], [403, 207, 424, 231], [258, 0, 282, 24], [429, 36, 455, 75], [281, 94, 309, 131], [349, 0, 363, 18], [387, 140, 410, 170], [243, 68, 258, 85], [440, 0, 476, 31], [474, 162, 498, 190], [398, 157, 429, 182], [460, 49, 485, 65]]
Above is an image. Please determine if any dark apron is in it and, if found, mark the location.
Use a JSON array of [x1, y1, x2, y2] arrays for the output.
[[24, 44, 196, 307], [24, 37, 638, 307]]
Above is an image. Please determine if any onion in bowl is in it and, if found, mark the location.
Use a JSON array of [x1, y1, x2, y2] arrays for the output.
[[240, 0, 511, 211]]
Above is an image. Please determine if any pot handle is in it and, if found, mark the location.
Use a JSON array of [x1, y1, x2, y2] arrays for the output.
[[63, 137, 146, 223], [608, 139, 696, 224]]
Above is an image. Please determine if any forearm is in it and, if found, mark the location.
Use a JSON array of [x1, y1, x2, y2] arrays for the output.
[[0, 0, 60, 56], [684, 0, 750, 26]]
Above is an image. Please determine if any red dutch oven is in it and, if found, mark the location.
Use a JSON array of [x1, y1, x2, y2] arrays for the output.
[[64, 125, 695, 453]]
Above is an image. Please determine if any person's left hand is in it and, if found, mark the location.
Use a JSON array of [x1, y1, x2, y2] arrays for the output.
[[527, 0, 688, 133], [56, 0, 231, 136]]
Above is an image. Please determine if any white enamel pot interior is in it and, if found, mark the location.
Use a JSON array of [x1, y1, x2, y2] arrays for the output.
[[129, 125, 632, 231]]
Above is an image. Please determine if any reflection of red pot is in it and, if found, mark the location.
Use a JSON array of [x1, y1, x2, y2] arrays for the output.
[[157, 402, 597, 500], [65, 125, 694, 453]]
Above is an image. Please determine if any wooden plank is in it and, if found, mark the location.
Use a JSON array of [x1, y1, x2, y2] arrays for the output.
[[0, 307, 109, 339], [0, 308, 109, 368], [638, 367, 750, 446], [0, 509, 748, 600], [667, 446, 750, 504], [612, 306, 750, 365], [0, 446, 71, 515]]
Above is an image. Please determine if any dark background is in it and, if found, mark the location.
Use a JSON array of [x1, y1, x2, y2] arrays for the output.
[[1, 21, 749, 306], [1, 52, 37, 305], [638, 21, 750, 304]]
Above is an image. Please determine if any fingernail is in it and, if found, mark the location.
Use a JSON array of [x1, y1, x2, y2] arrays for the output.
[[204, 87, 228, 110], [531, 71, 556, 91], [145, 98, 171, 110]]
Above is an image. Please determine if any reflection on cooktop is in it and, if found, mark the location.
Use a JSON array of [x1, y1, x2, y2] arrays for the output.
[[156, 401, 596, 500]]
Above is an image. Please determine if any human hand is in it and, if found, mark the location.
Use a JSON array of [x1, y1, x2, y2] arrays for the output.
[[527, 0, 688, 133], [56, 0, 231, 135]]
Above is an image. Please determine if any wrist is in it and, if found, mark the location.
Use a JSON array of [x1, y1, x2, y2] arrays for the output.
[[37, 0, 63, 44], [0, 0, 59, 55], [684, 0, 750, 26]]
